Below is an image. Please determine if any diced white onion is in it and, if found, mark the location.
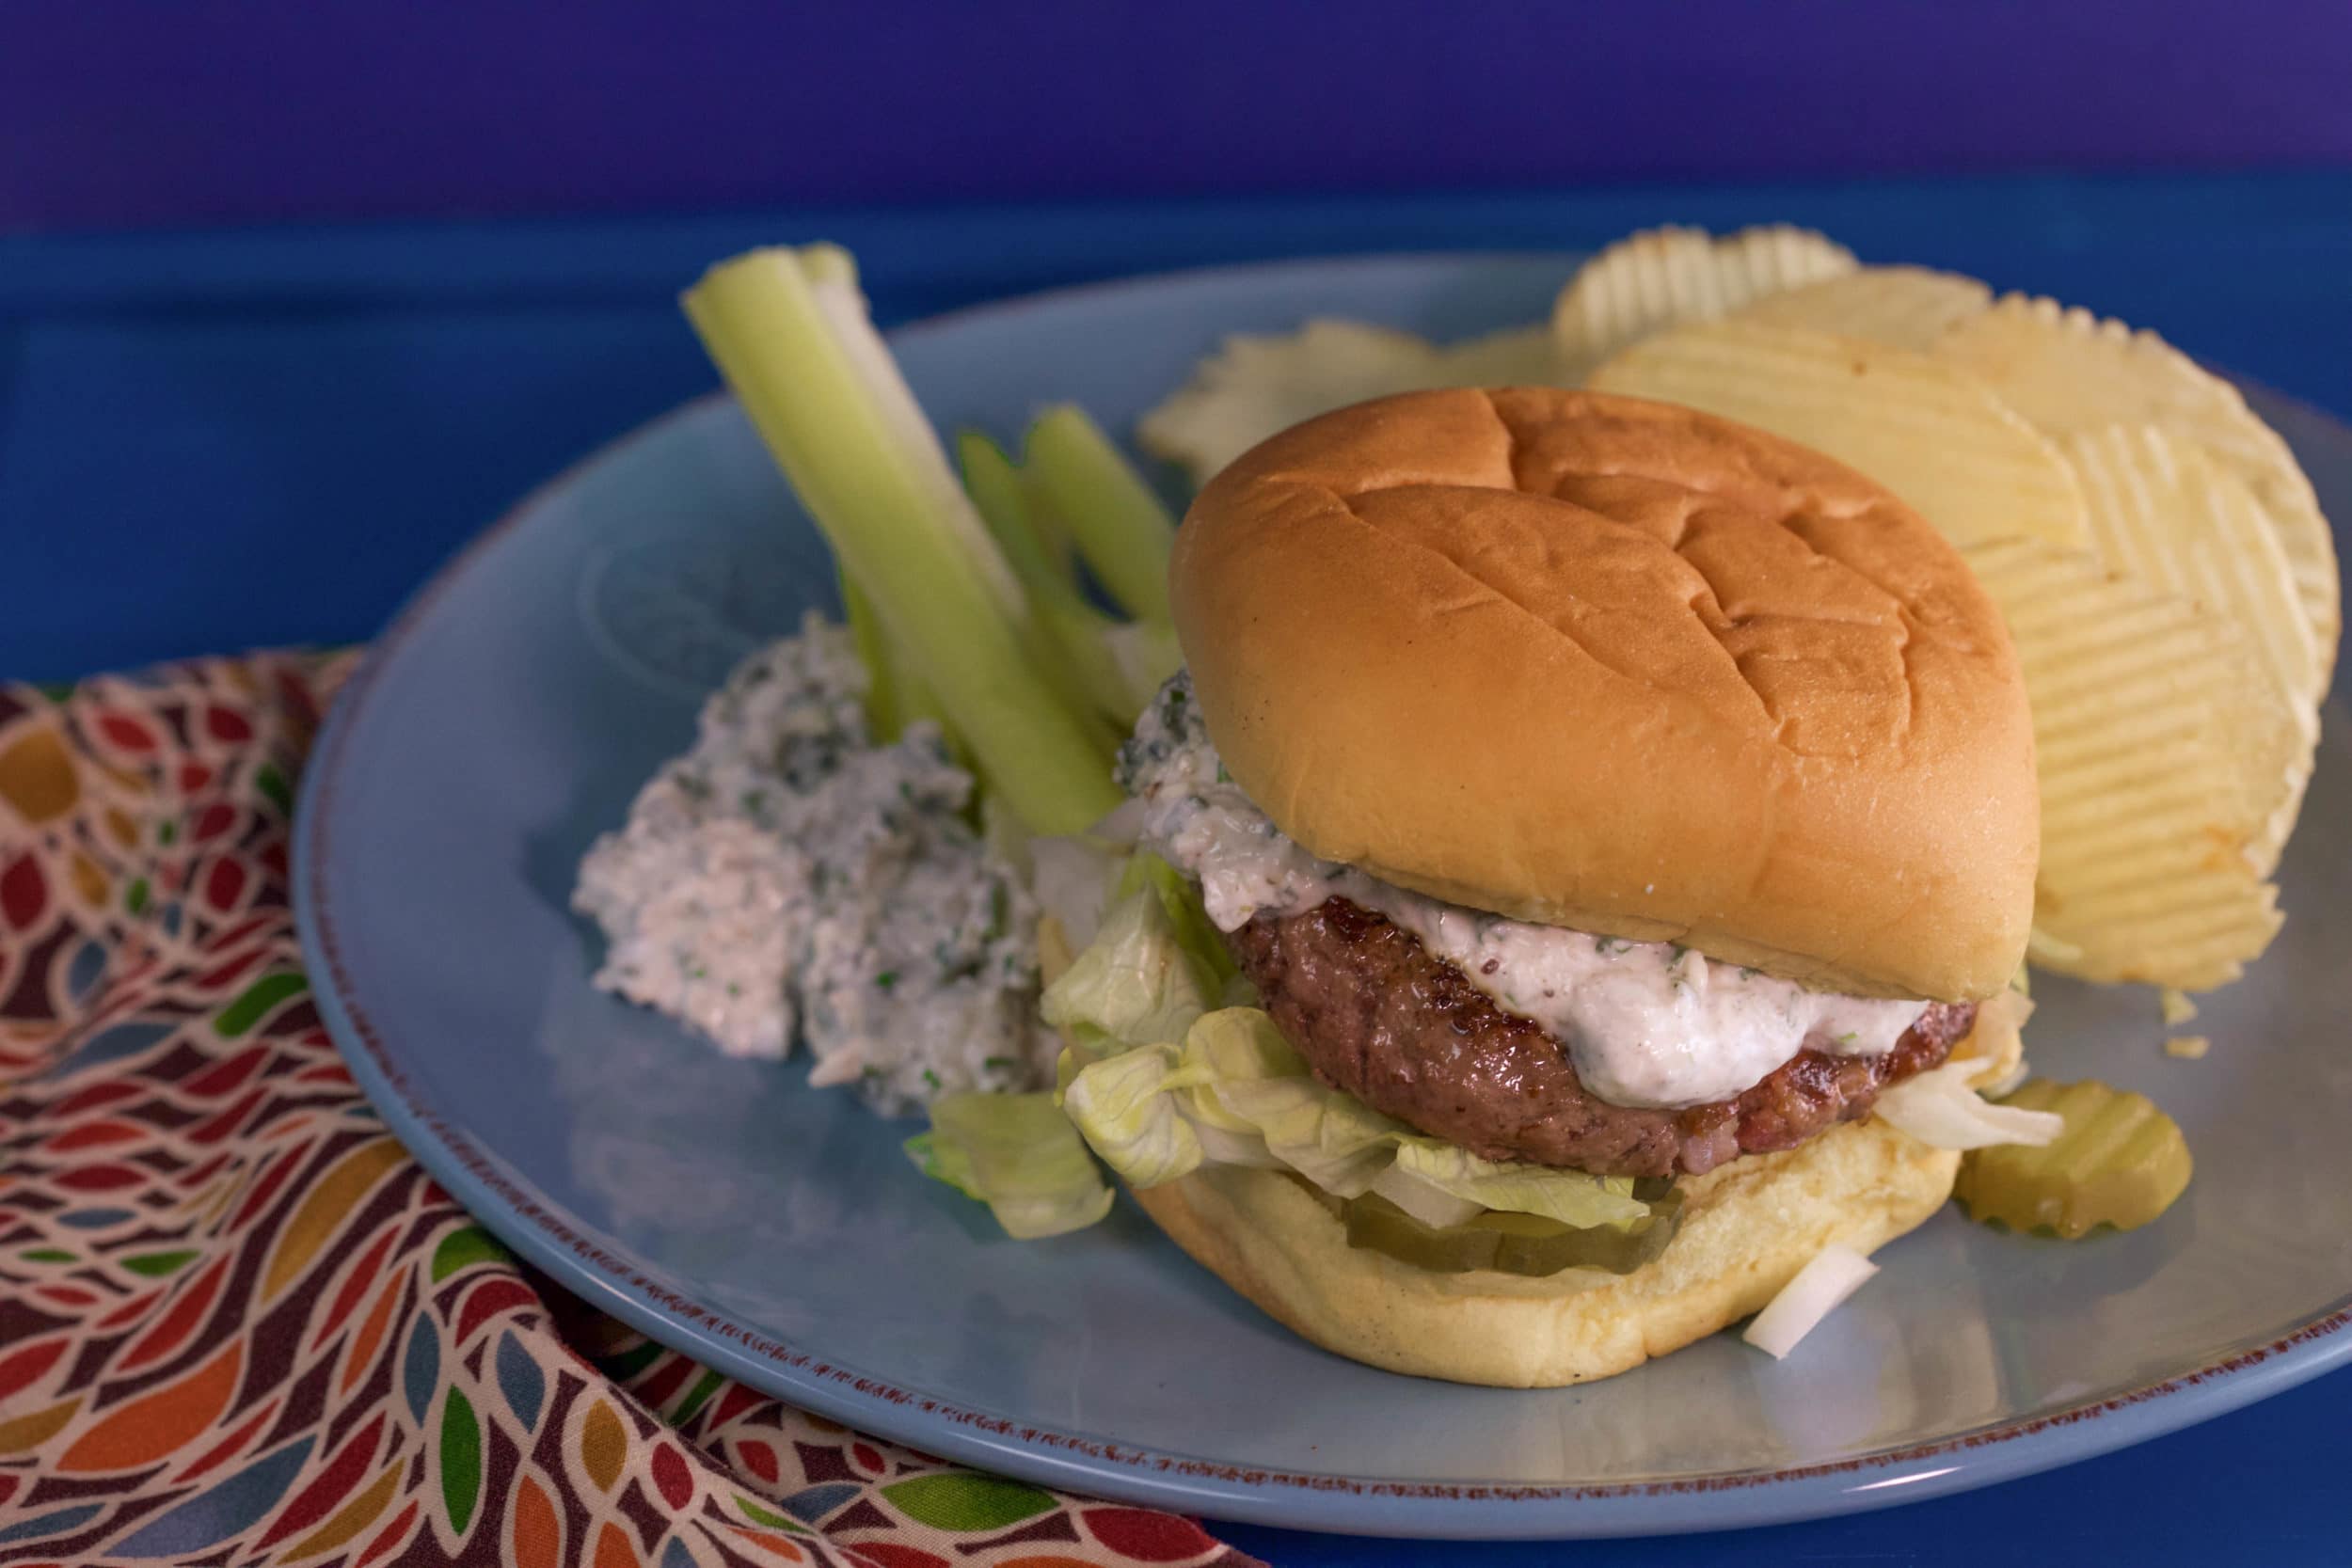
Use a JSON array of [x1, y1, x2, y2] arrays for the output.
[[1029, 836, 1120, 950], [1088, 797, 1150, 845], [1191, 1122, 1284, 1170], [1743, 1244, 1880, 1359], [1977, 1057, 2033, 1098], [1875, 1061, 2065, 1149]]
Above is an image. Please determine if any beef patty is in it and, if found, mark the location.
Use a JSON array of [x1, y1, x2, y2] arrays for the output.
[[1225, 897, 1972, 1179]]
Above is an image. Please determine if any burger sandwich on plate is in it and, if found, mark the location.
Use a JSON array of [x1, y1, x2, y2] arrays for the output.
[[1046, 387, 2041, 1386]]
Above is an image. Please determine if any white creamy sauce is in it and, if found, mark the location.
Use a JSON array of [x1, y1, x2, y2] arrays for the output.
[[573, 614, 1050, 1115], [1115, 674, 1927, 1110]]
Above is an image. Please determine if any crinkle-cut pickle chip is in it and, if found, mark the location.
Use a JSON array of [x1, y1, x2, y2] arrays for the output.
[[1936, 293, 2340, 667], [1587, 320, 2090, 552], [1339, 1185, 1685, 1278], [1955, 1079, 2191, 1238], [1550, 224, 1857, 369], [1733, 264, 1993, 351], [1960, 535, 2292, 989]]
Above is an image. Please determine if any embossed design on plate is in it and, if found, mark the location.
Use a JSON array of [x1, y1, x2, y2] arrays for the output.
[[577, 536, 810, 697]]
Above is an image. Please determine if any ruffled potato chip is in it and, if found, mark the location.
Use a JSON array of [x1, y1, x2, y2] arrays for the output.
[[1588, 320, 2090, 550], [1734, 265, 1992, 351], [1549, 224, 1857, 368], [1938, 295, 2340, 667], [2063, 424, 2319, 872], [1961, 535, 2294, 990]]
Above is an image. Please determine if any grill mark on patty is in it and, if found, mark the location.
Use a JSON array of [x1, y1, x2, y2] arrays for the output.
[[1225, 896, 1971, 1180]]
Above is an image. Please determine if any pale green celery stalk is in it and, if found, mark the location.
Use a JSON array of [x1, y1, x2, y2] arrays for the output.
[[839, 569, 954, 748], [683, 247, 1120, 833], [960, 432, 1151, 729], [960, 431, 1079, 610], [1023, 405, 1179, 626], [841, 569, 904, 739], [1022, 471, 1077, 575]]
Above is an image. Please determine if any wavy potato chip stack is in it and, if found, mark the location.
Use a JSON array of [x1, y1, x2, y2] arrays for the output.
[[1575, 230, 2337, 992]]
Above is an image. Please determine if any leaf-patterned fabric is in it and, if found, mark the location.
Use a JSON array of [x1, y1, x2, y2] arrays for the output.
[[0, 655, 1260, 1568]]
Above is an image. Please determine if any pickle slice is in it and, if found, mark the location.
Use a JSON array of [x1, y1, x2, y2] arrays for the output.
[[1341, 1187, 1684, 1277], [1955, 1079, 2191, 1238]]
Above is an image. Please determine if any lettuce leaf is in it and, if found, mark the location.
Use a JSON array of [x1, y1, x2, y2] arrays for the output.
[[1039, 885, 1214, 1056], [1008, 886, 1659, 1242], [904, 1090, 1113, 1239], [1061, 1006, 1651, 1230], [1053, 1043, 1207, 1188], [1386, 1140, 1648, 1229], [1112, 853, 1238, 990]]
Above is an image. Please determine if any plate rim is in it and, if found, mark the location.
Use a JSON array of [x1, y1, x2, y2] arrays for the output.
[[294, 250, 2352, 1540]]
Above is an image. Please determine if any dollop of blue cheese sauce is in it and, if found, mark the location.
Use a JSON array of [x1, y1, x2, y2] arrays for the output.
[[1116, 673, 1927, 1110], [574, 614, 1048, 1115]]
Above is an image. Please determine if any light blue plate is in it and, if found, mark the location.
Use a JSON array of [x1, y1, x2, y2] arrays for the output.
[[295, 255, 2352, 1539]]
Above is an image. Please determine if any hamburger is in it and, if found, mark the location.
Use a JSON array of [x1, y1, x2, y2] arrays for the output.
[[1057, 386, 2039, 1386]]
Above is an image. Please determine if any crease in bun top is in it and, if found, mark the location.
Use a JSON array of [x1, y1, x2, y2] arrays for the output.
[[1121, 387, 2039, 1178]]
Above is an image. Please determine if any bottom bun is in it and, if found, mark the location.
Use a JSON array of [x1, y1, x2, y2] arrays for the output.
[[1130, 1118, 1959, 1388]]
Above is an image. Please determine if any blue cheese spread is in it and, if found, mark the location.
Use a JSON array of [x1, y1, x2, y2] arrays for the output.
[[1116, 673, 1926, 1110], [574, 614, 1048, 1114]]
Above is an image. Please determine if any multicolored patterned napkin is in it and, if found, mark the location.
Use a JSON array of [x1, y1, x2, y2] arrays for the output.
[[0, 656, 1261, 1568]]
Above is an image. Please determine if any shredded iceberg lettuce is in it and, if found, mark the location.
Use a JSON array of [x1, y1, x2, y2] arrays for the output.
[[1062, 1008, 1651, 1231], [929, 887, 1660, 1242]]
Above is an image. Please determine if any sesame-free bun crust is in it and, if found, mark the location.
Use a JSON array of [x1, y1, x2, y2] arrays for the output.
[[1170, 388, 2037, 1001]]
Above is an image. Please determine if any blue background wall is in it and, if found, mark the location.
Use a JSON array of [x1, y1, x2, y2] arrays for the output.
[[8, 0, 2352, 231]]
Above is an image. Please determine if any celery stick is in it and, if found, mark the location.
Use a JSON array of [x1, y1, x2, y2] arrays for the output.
[[1024, 472, 1077, 575], [842, 568, 904, 739], [961, 432, 1154, 727], [961, 432, 1071, 605], [1024, 405, 1179, 626], [840, 569, 956, 746], [684, 248, 1120, 832]]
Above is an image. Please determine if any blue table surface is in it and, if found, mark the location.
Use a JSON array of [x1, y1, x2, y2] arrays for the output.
[[4, 174, 2344, 1565]]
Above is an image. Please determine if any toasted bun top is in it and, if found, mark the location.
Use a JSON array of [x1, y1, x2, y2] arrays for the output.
[[1169, 388, 2037, 1001]]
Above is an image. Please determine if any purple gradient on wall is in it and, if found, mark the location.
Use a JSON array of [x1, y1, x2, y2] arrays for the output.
[[7, 0, 2352, 233]]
